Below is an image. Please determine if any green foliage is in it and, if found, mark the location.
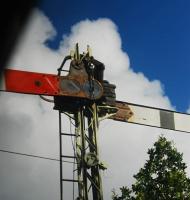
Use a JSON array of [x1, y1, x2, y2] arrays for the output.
[[112, 136, 190, 200], [112, 187, 132, 200]]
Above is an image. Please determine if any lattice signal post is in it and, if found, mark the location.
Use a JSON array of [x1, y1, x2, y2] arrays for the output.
[[54, 44, 116, 200]]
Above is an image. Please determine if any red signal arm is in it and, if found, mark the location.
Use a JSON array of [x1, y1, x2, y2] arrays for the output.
[[1, 69, 59, 96], [0, 69, 103, 99]]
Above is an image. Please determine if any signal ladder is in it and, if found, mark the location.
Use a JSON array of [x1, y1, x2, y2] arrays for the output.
[[58, 110, 78, 200]]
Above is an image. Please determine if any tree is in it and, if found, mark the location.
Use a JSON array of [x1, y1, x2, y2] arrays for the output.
[[112, 136, 190, 200], [112, 186, 132, 200]]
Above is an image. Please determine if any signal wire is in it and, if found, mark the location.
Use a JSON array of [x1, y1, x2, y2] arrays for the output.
[[39, 95, 54, 103], [0, 149, 76, 164]]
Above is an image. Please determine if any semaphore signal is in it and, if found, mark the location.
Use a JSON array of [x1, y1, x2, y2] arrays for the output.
[[1, 43, 190, 200]]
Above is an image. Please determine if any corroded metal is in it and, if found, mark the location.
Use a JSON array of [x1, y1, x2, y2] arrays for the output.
[[110, 101, 134, 121], [58, 75, 103, 100]]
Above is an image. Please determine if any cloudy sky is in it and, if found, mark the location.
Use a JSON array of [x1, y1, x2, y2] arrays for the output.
[[1, 1, 190, 199]]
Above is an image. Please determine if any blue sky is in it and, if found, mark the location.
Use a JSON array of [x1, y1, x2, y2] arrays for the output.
[[38, 0, 190, 112]]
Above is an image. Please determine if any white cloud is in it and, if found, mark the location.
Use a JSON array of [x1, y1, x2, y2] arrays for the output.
[[9, 9, 61, 73], [60, 18, 129, 77], [187, 106, 190, 114], [1, 8, 190, 200]]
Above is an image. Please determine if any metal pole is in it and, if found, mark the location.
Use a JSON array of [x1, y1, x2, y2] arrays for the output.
[[75, 108, 88, 200], [87, 103, 103, 200], [74, 104, 103, 200], [59, 111, 63, 200], [81, 108, 89, 200]]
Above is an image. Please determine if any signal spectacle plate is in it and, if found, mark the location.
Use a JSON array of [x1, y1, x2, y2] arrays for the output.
[[60, 79, 81, 94], [83, 80, 103, 100]]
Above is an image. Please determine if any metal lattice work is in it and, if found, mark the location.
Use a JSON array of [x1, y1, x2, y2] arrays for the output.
[[58, 103, 104, 200], [55, 44, 107, 200]]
